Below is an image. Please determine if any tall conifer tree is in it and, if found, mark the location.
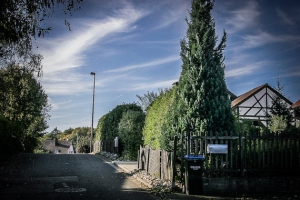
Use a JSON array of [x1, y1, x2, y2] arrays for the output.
[[177, 0, 234, 136]]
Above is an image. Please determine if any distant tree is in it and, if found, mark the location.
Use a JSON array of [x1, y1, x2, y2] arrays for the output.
[[69, 127, 90, 152], [136, 91, 159, 112], [270, 78, 293, 120], [77, 135, 90, 153], [176, 0, 234, 136], [118, 110, 145, 160], [51, 127, 61, 135], [269, 115, 288, 134], [101, 103, 143, 140], [0, 64, 50, 152], [42, 127, 62, 141], [268, 77, 294, 134], [94, 114, 107, 142], [64, 127, 74, 135], [1, 0, 83, 67]]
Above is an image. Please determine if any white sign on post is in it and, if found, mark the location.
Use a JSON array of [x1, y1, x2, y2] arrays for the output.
[[114, 137, 118, 147], [207, 144, 228, 154]]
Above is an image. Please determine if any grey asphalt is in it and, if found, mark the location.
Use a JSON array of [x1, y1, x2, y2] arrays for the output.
[[0, 153, 156, 200]]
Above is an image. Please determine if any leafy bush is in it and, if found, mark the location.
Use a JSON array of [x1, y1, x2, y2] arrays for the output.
[[94, 114, 106, 142], [101, 103, 143, 140], [118, 110, 145, 160]]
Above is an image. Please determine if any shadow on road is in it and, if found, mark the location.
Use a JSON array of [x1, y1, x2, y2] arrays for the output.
[[0, 153, 154, 200]]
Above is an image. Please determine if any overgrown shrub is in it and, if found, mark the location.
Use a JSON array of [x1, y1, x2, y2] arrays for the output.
[[118, 110, 145, 160]]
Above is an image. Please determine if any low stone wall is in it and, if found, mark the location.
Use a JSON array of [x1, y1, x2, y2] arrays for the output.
[[202, 177, 300, 196]]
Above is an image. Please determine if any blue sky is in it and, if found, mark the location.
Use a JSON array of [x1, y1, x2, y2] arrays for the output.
[[35, 0, 300, 132]]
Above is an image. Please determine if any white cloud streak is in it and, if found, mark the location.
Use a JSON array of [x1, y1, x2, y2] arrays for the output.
[[276, 8, 295, 26], [38, 3, 148, 95], [152, 0, 189, 30], [225, 1, 260, 33], [242, 31, 300, 49], [41, 6, 147, 74], [129, 79, 177, 91], [104, 56, 179, 73]]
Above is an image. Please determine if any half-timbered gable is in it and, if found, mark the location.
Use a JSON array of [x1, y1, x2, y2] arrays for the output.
[[231, 83, 293, 126]]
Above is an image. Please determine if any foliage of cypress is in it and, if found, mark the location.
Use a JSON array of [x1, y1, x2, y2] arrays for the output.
[[176, 0, 234, 136]]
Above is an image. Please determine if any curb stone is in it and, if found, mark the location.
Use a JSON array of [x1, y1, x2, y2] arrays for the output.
[[111, 161, 153, 189], [95, 154, 153, 189]]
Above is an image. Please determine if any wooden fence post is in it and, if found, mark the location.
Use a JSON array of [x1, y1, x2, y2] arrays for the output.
[[172, 136, 178, 189], [240, 133, 244, 177], [137, 150, 140, 169], [159, 150, 162, 179], [146, 146, 150, 174]]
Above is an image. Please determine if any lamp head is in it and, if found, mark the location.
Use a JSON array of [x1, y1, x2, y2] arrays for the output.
[[90, 72, 95, 75]]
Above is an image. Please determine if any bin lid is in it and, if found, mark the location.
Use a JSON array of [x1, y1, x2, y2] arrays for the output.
[[184, 155, 205, 161]]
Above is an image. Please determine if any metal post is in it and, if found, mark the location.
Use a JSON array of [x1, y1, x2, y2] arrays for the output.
[[76, 133, 78, 153], [90, 72, 95, 153]]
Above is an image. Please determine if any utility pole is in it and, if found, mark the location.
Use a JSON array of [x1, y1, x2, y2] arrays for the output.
[[76, 133, 78, 153], [90, 72, 96, 153]]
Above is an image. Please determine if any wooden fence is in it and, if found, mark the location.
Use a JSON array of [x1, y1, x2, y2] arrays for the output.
[[241, 136, 300, 176], [96, 140, 119, 154], [98, 132, 300, 180], [138, 146, 174, 180], [184, 133, 300, 178]]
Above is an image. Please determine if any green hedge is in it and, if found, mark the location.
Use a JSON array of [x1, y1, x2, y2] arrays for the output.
[[143, 88, 176, 150]]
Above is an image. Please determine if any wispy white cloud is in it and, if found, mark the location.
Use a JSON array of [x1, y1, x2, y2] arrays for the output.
[[152, 0, 189, 30], [225, 1, 260, 33], [242, 31, 300, 48], [276, 8, 295, 26], [104, 56, 179, 73], [129, 79, 177, 91], [110, 94, 123, 101], [49, 99, 72, 111], [79, 116, 90, 122], [41, 7, 147, 74], [38, 2, 148, 95], [281, 66, 300, 78], [225, 59, 272, 78], [50, 114, 70, 120], [226, 65, 257, 78]]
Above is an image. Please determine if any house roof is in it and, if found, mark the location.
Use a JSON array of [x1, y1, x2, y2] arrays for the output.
[[228, 90, 237, 101], [291, 99, 300, 109], [231, 83, 293, 108], [42, 139, 72, 154], [231, 84, 267, 108]]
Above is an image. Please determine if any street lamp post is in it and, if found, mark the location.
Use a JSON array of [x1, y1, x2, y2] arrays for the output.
[[90, 72, 95, 153]]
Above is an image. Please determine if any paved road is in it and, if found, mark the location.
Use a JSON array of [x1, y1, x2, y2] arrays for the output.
[[0, 154, 155, 200]]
